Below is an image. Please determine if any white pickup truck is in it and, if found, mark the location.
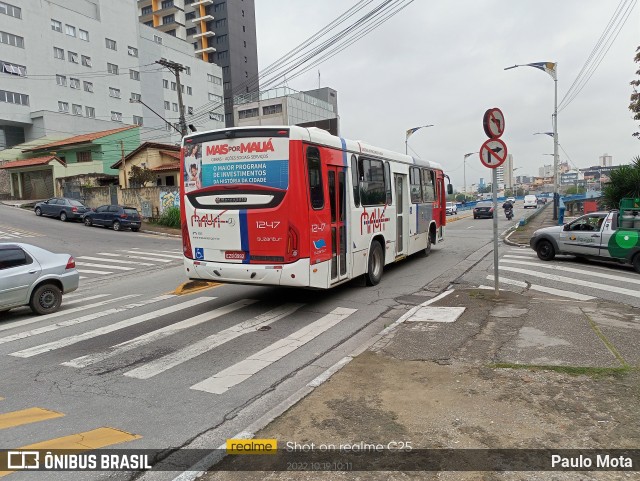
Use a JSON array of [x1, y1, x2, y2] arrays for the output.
[[529, 209, 640, 273]]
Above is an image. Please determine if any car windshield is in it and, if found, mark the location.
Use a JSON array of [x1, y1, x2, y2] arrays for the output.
[[124, 208, 139, 215], [477, 201, 492, 207], [69, 200, 85, 207]]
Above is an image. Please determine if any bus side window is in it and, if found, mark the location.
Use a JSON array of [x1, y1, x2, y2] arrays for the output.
[[422, 168, 435, 202], [359, 157, 385, 205], [307, 146, 324, 209], [410, 167, 422, 203], [351, 154, 360, 207], [384, 161, 392, 205]]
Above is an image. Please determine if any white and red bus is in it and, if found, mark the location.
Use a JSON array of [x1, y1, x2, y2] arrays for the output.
[[180, 126, 451, 288]]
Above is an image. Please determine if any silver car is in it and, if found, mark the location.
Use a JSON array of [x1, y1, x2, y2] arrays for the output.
[[0, 243, 79, 315]]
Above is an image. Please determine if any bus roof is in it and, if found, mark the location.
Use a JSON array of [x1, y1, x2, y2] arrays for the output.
[[183, 125, 444, 171]]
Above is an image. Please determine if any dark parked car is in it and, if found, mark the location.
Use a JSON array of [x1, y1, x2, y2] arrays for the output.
[[473, 201, 495, 219], [83, 205, 142, 232], [34, 197, 91, 222]]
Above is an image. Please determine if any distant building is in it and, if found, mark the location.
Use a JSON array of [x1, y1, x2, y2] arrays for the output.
[[496, 154, 514, 189], [539, 164, 554, 177], [233, 87, 339, 135], [599, 153, 613, 167]]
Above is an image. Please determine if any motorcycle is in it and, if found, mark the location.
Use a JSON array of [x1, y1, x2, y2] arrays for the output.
[[504, 208, 514, 220]]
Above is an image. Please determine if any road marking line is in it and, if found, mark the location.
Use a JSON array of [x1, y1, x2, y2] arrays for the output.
[[64, 298, 255, 368], [0, 427, 141, 478], [486, 275, 596, 301], [130, 248, 181, 255], [10, 297, 211, 358], [0, 407, 64, 430], [97, 252, 172, 263], [0, 295, 142, 345], [190, 307, 357, 394], [125, 303, 305, 380], [499, 266, 640, 298], [0, 295, 115, 333], [501, 259, 640, 286], [77, 256, 154, 266], [76, 262, 135, 271], [123, 250, 182, 260], [77, 269, 114, 275]]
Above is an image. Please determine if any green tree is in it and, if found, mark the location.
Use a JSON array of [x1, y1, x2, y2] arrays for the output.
[[565, 185, 586, 195], [631, 46, 640, 139], [602, 156, 640, 208], [128, 165, 156, 187]]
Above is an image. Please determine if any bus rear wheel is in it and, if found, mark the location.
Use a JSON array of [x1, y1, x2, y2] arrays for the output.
[[365, 241, 384, 286]]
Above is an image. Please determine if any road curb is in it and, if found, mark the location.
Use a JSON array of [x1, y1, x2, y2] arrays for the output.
[[447, 212, 473, 223], [503, 228, 529, 247], [169, 291, 455, 481], [140, 229, 181, 238]]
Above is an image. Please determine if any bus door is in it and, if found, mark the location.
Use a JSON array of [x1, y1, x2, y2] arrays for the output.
[[327, 165, 348, 283], [394, 174, 407, 256]]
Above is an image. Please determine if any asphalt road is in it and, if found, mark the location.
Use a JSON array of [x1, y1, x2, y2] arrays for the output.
[[0, 202, 541, 481]]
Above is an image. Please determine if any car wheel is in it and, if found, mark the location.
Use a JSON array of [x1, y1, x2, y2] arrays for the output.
[[60, 211, 67, 222], [473, 215, 477, 219], [84, 217, 93, 226], [536, 240, 556, 261], [35, 207, 42, 216], [633, 253, 640, 274], [29, 283, 62, 315], [365, 240, 384, 286], [113, 220, 121, 231], [131, 227, 140, 232]]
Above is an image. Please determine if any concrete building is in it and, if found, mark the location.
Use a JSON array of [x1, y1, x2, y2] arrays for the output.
[[233, 86, 339, 134], [0, 0, 223, 150], [138, 0, 259, 127], [539, 164, 554, 178], [496, 153, 513, 189], [599, 153, 612, 167]]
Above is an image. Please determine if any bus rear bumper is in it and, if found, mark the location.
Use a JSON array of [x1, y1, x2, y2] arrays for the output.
[[184, 258, 311, 287]]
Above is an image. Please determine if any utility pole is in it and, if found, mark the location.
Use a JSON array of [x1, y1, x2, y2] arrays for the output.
[[156, 59, 188, 137]]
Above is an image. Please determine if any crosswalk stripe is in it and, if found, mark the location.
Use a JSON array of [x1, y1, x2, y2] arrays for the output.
[[503, 255, 537, 260], [77, 268, 113, 275], [0, 295, 115, 333], [190, 307, 357, 395], [130, 248, 181, 255], [504, 254, 640, 276], [499, 266, 640, 298], [63, 298, 257, 368], [9, 296, 212, 358], [76, 262, 135, 271], [98, 252, 172, 263], [124, 303, 305, 380], [486, 275, 596, 301], [0, 427, 141, 478], [77, 255, 154, 266], [501, 259, 640, 286], [0, 407, 64, 430], [124, 250, 182, 260], [0, 295, 141, 345]]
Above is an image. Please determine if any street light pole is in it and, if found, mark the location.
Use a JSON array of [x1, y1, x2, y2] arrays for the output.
[[405, 125, 434, 155], [505, 61, 558, 219], [463, 152, 476, 198]]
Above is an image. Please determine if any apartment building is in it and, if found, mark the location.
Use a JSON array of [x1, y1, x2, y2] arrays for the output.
[[0, 0, 224, 150], [138, 0, 259, 127]]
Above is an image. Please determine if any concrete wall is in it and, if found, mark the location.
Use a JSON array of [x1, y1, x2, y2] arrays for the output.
[[118, 186, 179, 218]]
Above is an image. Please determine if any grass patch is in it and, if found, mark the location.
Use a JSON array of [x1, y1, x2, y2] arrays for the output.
[[154, 206, 180, 229], [490, 362, 634, 378]]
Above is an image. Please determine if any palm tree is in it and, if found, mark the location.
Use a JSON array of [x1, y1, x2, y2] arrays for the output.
[[602, 156, 640, 209]]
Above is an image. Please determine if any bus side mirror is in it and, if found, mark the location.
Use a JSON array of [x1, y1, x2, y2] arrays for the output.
[[447, 184, 453, 195]]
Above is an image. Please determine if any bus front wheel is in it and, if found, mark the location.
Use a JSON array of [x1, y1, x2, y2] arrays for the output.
[[365, 241, 384, 286]]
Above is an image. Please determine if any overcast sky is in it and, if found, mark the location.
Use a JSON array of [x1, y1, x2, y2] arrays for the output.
[[254, 0, 639, 189]]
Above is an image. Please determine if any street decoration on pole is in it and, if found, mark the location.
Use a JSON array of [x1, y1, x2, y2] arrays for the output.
[[405, 125, 433, 155]]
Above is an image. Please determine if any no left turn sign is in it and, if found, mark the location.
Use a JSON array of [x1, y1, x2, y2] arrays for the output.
[[479, 138, 508, 168], [483, 108, 505, 138]]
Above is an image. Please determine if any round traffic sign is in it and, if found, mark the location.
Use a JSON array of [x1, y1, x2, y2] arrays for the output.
[[483, 108, 505, 139], [479, 138, 508, 168]]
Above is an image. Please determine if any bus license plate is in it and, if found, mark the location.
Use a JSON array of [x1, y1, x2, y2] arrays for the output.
[[225, 251, 246, 260]]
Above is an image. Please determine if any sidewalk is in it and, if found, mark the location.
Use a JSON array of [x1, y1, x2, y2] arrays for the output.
[[140, 220, 180, 237], [203, 287, 640, 479], [505, 204, 556, 246]]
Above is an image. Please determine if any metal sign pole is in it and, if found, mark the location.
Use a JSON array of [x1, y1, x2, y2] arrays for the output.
[[492, 168, 499, 296]]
